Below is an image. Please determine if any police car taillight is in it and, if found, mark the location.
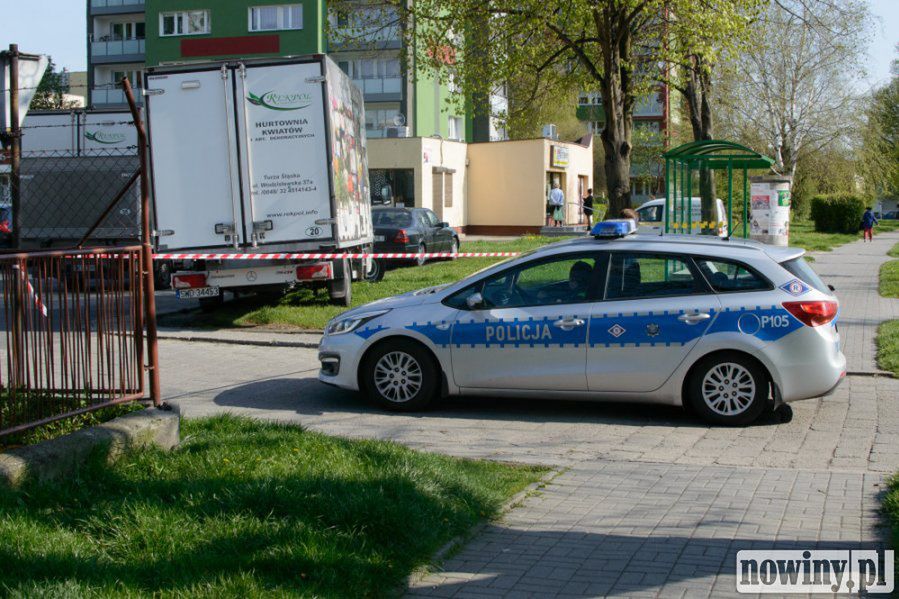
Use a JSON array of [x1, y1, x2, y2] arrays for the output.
[[592, 219, 637, 238], [782, 301, 838, 327]]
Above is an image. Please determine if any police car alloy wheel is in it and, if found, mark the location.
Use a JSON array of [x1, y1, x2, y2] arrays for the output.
[[361, 340, 438, 410], [687, 352, 769, 425]]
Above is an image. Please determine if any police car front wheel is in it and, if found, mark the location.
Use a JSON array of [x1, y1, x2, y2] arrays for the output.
[[686, 352, 769, 426], [361, 339, 438, 411]]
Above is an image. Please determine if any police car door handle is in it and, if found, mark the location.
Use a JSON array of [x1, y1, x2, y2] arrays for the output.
[[553, 317, 585, 330], [678, 312, 711, 324]]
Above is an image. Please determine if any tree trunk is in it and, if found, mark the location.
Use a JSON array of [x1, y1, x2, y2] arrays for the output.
[[683, 54, 717, 232], [598, 19, 634, 217]]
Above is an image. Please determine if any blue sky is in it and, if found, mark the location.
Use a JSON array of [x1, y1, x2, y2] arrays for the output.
[[0, 0, 896, 88]]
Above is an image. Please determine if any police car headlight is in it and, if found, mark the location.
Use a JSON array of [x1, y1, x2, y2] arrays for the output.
[[325, 309, 391, 336]]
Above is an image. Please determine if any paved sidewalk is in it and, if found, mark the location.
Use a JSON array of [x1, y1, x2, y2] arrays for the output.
[[809, 229, 899, 372]]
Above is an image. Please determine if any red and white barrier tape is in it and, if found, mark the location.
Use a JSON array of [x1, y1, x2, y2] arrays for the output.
[[152, 252, 520, 260]]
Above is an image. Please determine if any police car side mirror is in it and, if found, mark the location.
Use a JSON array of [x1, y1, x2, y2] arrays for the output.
[[466, 292, 485, 310]]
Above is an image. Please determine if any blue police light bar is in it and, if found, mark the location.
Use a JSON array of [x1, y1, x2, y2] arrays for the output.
[[592, 219, 637, 238]]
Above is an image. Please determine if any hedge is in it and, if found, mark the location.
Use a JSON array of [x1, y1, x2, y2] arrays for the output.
[[809, 194, 867, 234]]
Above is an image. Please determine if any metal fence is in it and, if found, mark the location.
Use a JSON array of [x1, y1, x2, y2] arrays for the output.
[[0, 247, 145, 435], [10, 147, 141, 248], [0, 65, 159, 437]]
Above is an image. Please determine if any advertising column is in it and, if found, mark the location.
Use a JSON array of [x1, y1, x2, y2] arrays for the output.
[[749, 176, 792, 246]]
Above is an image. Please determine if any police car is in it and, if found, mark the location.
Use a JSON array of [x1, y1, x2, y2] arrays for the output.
[[318, 220, 845, 425]]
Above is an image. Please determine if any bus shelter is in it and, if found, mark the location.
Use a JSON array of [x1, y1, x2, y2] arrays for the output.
[[663, 140, 774, 237]]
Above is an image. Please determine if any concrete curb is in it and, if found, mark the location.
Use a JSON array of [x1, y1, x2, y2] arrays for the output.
[[158, 334, 319, 349], [0, 407, 180, 487], [404, 467, 566, 590]]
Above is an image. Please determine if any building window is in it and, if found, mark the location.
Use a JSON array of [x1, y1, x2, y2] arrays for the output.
[[160, 10, 210, 36], [249, 4, 302, 32], [110, 69, 143, 88], [447, 116, 464, 141], [342, 57, 402, 80]]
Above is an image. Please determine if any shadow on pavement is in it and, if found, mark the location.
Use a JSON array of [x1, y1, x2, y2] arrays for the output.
[[407, 529, 891, 597], [211, 376, 788, 429]]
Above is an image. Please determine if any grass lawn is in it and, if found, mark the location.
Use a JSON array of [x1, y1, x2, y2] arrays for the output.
[[886, 474, 899, 573], [890, 241, 899, 259], [0, 415, 545, 597], [876, 320, 899, 376], [788, 219, 899, 253], [881, 259, 899, 298]]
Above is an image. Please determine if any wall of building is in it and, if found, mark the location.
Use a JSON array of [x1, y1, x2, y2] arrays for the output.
[[145, 0, 326, 65], [467, 140, 545, 231], [368, 137, 468, 229], [466, 138, 593, 234]]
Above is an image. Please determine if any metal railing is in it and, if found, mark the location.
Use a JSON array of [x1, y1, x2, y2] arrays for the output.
[[91, 87, 143, 106], [0, 247, 145, 436], [91, 38, 145, 57], [90, 0, 145, 8]]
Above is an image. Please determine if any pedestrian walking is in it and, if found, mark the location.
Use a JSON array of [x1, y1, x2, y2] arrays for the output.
[[582, 188, 595, 227], [861, 207, 878, 242], [548, 183, 565, 227]]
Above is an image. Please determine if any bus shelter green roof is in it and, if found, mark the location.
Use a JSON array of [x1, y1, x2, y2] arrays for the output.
[[663, 140, 774, 170]]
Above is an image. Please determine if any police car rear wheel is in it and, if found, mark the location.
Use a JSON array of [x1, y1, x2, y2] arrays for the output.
[[687, 353, 768, 425], [362, 340, 437, 411]]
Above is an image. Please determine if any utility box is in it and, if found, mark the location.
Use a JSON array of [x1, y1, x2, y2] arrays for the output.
[[749, 176, 792, 246]]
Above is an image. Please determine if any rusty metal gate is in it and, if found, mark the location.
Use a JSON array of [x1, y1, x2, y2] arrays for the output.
[[0, 58, 159, 437]]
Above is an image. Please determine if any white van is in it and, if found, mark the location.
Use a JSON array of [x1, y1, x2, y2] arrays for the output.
[[635, 197, 728, 237]]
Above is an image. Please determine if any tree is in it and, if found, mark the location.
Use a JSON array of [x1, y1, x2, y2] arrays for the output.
[[716, 0, 871, 179], [858, 47, 899, 199], [29, 58, 78, 110], [398, 0, 760, 215]]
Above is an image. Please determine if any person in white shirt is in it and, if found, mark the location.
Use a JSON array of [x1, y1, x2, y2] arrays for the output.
[[548, 183, 565, 227]]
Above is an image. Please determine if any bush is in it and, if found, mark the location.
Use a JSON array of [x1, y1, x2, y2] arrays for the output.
[[809, 194, 867, 233]]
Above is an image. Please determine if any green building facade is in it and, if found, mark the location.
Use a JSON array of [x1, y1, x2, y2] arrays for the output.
[[144, 0, 327, 64]]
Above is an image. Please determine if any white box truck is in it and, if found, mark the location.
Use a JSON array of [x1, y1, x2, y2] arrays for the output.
[[144, 55, 373, 306]]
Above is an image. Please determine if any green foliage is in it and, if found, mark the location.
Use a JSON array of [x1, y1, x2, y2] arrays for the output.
[[29, 58, 78, 111], [335, 0, 761, 209], [859, 69, 899, 198], [809, 194, 867, 234], [0, 416, 545, 597]]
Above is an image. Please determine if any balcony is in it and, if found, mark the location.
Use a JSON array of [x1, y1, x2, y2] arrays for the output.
[[91, 38, 145, 63], [91, 87, 143, 107], [351, 77, 402, 101], [90, 0, 144, 13]]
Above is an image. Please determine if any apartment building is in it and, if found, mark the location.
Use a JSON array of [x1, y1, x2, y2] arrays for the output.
[[86, 0, 147, 108]]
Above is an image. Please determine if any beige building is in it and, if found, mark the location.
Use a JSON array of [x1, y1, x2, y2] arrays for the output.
[[368, 136, 593, 235]]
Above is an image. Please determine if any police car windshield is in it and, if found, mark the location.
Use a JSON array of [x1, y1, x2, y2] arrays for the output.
[[780, 257, 832, 295]]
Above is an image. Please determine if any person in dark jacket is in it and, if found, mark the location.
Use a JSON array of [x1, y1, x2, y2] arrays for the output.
[[862, 207, 878, 242]]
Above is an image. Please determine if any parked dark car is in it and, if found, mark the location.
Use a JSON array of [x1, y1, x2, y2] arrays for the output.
[[369, 207, 459, 280], [883, 211, 897, 220]]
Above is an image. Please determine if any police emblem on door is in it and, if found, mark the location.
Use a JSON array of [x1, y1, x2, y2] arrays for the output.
[[645, 323, 660, 337]]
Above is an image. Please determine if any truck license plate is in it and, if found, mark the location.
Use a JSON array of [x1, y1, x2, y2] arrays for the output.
[[176, 286, 220, 299]]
